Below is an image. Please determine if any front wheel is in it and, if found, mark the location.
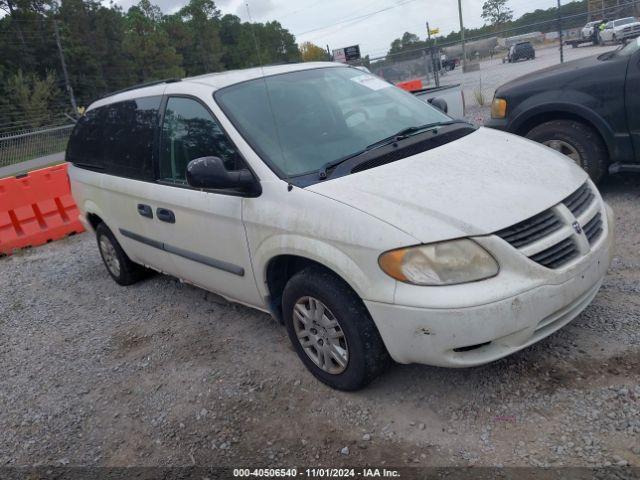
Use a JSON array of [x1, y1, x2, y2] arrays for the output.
[[282, 266, 390, 391], [526, 120, 608, 183]]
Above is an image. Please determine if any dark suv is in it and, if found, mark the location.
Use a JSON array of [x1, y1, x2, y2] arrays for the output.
[[487, 39, 640, 182], [504, 42, 536, 63]]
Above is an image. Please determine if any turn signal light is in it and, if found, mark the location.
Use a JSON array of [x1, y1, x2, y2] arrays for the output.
[[491, 98, 508, 119]]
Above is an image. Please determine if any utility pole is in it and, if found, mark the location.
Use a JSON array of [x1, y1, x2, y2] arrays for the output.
[[326, 44, 332, 61], [557, 0, 564, 63], [457, 0, 467, 71], [426, 22, 440, 88], [53, 20, 78, 115]]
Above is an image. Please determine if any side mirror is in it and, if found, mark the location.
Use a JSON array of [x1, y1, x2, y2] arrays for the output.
[[428, 97, 448, 114], [186, 156, 259, 194]]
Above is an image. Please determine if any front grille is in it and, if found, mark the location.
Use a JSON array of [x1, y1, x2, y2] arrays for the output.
[[530, 237, 580, 269], [584, 212, 603, 245], [494, 181, 603, 270], [496, 209, 562, 249], [563, 182, 594, 217]]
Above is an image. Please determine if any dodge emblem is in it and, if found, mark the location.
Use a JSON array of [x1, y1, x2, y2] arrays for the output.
[[572, 221, 583, 235]]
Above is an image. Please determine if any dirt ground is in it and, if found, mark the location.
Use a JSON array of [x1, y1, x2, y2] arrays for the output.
[[1, 171, 639, 470]]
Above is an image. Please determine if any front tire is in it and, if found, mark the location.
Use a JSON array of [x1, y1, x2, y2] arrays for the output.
[[526, 120, 608, 183], [282, 266, 390, 391], [96, 223, 149, 286]]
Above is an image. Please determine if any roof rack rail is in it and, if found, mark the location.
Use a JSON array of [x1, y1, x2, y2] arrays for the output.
[[99, 78, 182, 100]]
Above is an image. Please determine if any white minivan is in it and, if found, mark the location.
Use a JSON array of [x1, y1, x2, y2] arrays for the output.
[[68, 62, 614, 390]]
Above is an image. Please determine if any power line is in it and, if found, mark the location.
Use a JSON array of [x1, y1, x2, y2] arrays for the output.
[[367, 0, 637, 61], [294, 0, 422, 37]]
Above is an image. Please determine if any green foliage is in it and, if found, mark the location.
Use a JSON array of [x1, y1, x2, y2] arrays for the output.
[[0, 0, 301, 126], [123, 0, 185, 82], [481, 0, 514, 27], [0, 69, 60, 127], [300, 41, 328, 62]]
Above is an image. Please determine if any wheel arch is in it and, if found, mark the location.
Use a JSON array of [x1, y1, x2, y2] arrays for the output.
[[264, 255, 347, 322], [82, 200, 109, 233], [256, 237, 387, 323], [511, 104, 614, 161]]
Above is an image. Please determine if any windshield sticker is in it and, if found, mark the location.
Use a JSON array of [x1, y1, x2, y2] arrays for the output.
[[350, 74, 391, 91]]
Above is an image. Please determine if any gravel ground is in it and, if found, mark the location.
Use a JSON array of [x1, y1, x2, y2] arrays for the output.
[[1, 170, 639, 469]]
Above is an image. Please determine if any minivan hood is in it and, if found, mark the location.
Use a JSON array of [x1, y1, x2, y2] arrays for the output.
[[307, 127, 587, 243]]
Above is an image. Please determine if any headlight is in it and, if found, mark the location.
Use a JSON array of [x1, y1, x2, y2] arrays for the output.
[[491, 97, 507, 119], [378, 239, 499, 286]]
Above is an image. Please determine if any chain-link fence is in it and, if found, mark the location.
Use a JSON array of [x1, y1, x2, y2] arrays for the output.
[[363, 0, 639, 120], [0, 124, 73, 169]]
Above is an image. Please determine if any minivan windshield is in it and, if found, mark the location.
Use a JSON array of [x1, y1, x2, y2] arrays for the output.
[[215, 67, 451, 178]]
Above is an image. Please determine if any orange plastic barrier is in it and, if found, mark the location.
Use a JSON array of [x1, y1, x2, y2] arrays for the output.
[[396, 79, 423, 92], [0, 163, 84, 255]]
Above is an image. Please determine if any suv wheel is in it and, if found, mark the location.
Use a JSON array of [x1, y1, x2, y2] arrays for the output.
[[96, 223, 149, 286], [526, 120, 608, 183], [282, 266, 390, 391]]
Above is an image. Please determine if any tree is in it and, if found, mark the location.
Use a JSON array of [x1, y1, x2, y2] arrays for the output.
[[299, 42, 327, 62], [481, 0, 514, 28], [0, 70, 59, 127], [389, 32, 425, 55], [122, 0, 184, 82], [170, 0, 224, 76], [0, 0, 302, 128]]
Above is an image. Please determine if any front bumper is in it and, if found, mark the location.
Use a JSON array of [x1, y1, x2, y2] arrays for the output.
[[366, 205, 614, 367], [620, 30, 640, 40]]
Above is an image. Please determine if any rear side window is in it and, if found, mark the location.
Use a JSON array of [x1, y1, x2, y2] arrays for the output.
[[67, 96, 161, 181], [158, 97, 244, 184], [67, 108, 105, 169], [102, 96, 161, 180]]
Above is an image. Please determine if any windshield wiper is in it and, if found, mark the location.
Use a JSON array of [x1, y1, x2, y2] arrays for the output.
[[318, 120, 467, 179]]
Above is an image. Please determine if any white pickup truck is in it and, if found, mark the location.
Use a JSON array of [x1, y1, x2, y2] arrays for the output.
[[599, 17, 640, 44]]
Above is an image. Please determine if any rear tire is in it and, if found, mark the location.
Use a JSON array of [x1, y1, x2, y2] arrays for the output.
[[282, 266, 390, 391], [96, 223, 150, 286], [526, 120, 608, 183]]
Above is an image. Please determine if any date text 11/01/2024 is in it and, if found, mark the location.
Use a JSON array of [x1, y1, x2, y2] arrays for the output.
[[232, 468, 401, 477]]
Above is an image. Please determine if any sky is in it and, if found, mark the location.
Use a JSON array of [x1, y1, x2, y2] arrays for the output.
[[116, 0, 561, 58]]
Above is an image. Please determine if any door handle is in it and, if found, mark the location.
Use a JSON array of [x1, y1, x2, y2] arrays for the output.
[[156, 208, 176, 224], [137, 204, 153, 219]]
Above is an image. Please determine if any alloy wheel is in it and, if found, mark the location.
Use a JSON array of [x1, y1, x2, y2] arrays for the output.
[[292, 296, 349, 375], [543, 139, 581, 164], [99, 236, 121, 277]]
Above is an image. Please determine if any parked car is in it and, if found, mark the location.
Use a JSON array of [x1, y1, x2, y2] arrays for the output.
[[440, 54, 458, 71], [599, 17, 640, 44], [487, 38, 640, 183], [503, 41, 536, 63], [67, 62, 614, 390]]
